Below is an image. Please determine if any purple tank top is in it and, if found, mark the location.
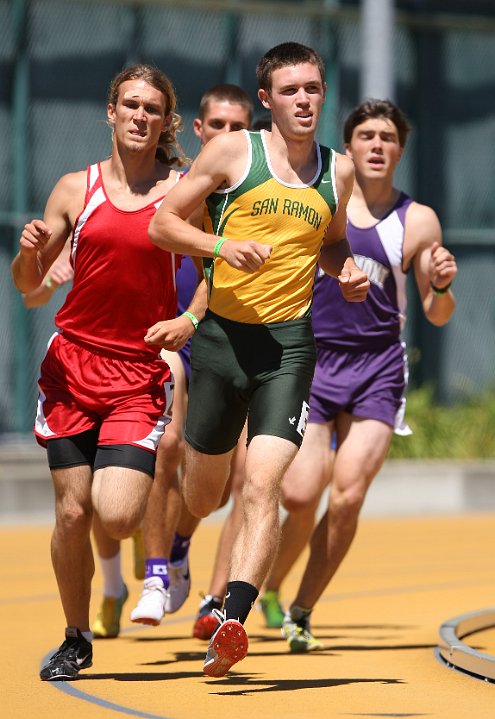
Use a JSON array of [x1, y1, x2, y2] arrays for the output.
[[176, 255, 198, 315], [312, 192, 413, 350], [176, 255, 199, 379]]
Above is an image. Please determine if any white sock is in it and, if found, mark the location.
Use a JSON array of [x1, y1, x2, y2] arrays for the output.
[[81, 630, 93, 643], [99, 552, 125, 598]]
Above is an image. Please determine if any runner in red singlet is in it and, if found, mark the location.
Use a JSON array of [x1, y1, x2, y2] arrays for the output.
[[11, 64, 205, 681]]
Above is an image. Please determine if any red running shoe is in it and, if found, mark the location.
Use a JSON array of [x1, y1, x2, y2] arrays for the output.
[[203, 612, 248, 677], [193, 595, 222, 640]]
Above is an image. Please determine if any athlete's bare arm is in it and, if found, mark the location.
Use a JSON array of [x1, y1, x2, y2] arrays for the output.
[[12, 171, 86, 293], [22, 240, 74, 308], [319, 153, 369, 302], [405, 202, 457, 326], [144, 279, 208, 351], [149, 132, 271, 272], [145, 208, 209, 349]]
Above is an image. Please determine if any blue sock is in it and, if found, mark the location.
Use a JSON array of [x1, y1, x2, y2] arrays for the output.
[[145, 558, 169, 589], [170, 532, 191, 563]]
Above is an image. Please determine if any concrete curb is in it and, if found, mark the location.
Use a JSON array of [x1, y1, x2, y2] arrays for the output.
[[1, 440, 494, 523]]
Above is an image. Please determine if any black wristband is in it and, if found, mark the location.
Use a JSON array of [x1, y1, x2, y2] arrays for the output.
[[430, 282, 452, 296]]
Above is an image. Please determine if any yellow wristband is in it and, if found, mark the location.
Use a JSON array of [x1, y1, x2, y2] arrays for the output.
[[213, 237, 226, 258], [182, 311, 199, 330], [44, 276, 56, 291]]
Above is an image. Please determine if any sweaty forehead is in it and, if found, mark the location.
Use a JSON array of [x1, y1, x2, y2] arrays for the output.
[[356, 117, 397, 134], [205, 100, 250, 124], [271, 62, 323, 87], [120, 80, 163, 105]]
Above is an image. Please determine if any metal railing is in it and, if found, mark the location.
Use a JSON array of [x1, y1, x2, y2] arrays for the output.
[[438, 608, 495, 682]]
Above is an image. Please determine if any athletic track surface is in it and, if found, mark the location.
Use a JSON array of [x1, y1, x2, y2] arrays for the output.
[[2, 513, 494, 718]]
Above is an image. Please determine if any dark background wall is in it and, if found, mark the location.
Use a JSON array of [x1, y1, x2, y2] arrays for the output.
[[1, 0, 494, 434]]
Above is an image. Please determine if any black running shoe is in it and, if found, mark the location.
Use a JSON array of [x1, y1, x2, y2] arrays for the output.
[[40, 627, 93, 681]]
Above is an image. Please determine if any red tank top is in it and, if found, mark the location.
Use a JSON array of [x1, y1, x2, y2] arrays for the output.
[[55, 163, 180, 360]]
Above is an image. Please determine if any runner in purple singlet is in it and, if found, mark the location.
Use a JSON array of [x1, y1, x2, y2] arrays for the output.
[[262, 99, 458, 652]]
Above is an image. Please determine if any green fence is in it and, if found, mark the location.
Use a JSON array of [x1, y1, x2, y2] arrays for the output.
[[1, 0, 494, 434]]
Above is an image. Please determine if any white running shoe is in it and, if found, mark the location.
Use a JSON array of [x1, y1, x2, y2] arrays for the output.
[[130, 577, 168, 626], [166, 556, 191, 613]]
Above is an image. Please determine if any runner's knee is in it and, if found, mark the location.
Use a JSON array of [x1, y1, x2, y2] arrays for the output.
[[157, 426, 184, 470], [54, 496, 92, 535], [97, 511, 142, 541], [330, 483, 367, 519], [282, 484, 322, 514]]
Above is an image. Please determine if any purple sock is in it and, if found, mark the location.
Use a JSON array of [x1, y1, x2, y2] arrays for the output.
[[145, 558, 169, 589], [170, 532, 191, 563]]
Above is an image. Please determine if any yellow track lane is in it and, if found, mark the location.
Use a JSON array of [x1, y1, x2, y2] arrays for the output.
[[2, 513, 494, 718]]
